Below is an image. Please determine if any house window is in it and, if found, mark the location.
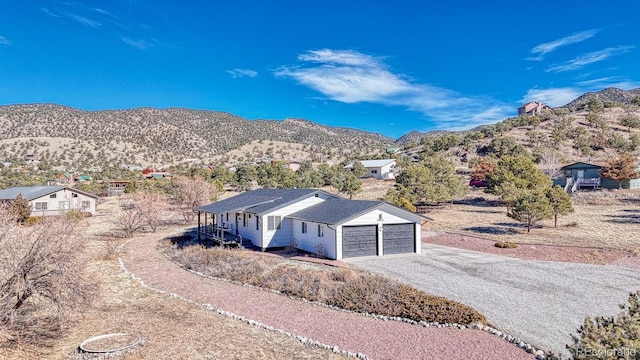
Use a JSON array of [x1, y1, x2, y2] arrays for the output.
[[267, 216, 281, 231], [81, 201, 90, 208], [226, 213, 229, 221], [35, 202, 47, 210], [302, 222, 307, 234], [243, 213, 247, 227], [371, 169, 378, 174], [50, 193, 57, 198], [256, 217, 260, 230], [72, 193, 78, 198], [317, 224, 324, 237]]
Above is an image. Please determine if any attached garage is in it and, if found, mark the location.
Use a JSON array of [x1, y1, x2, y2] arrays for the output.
[[342, 225, 378, 258], [383, 223, 415, 255], [286, 197, 430, 260]]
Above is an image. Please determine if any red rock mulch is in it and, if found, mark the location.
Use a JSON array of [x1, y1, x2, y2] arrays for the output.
[[425, 233, 640, 268]]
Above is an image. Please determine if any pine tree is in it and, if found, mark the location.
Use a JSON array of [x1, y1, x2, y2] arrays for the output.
[[546, 185, 574, 228]]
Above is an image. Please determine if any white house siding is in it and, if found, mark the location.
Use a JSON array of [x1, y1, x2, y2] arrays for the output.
[[29, 188, 96, 216], [379, 163, 396, 179], [291, 219, 337, 259], [236, 212, 262, 246], [261, 193, 332, 249], [364, 162, 395, 180]]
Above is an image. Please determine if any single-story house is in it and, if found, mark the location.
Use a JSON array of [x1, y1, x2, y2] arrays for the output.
[[346, 159, 397, 180], [0, 186, 98, 216], [552, 162, 640, 191], [196, 188, 429, 260]]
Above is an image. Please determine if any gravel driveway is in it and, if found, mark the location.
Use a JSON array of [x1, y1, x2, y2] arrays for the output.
[[345, 243, 640, 356], [120, 236, 535, 360]]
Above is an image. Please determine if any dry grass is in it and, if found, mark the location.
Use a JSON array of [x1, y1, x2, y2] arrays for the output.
[[426, 190, 640, 252], [0, 198, 345, 360], [160, 238, 486, 325]]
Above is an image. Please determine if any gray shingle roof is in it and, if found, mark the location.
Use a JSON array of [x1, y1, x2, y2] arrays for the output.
[[0, 186, 65, 200], [287, 198, 383, 225], [0, 186, 99, 201], [196, 188, 332, 214]]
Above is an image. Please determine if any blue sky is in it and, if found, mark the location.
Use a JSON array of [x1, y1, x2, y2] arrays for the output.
[[1, 1, 639, 139]]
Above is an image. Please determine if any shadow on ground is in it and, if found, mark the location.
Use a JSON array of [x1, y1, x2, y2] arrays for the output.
[[462, 226, 520, 235], [603, 213, 640, 224]]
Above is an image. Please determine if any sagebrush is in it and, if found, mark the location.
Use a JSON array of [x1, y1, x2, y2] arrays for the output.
[[160, 239, 486, 325]]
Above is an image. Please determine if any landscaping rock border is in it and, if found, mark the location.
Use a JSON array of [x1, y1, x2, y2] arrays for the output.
[[156, 244, 546, 359]]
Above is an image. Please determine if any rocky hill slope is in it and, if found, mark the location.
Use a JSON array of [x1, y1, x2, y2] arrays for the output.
[[0, 104, 393, 168]]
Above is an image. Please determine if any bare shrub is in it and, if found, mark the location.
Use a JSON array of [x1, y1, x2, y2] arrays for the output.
[[0, 206, 94, 347], [160, 240, 486, 325], [132, 191, 168, 232], [101, 236, 125, 260], [112, 198, 145, 238], [171, 176, 218, 225]]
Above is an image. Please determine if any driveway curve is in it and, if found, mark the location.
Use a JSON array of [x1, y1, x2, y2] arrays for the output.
[[344, 243, 640, 356], [120, 235, 534, 360]]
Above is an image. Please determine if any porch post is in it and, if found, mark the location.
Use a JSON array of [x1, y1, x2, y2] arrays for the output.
[[197, 211, 201, 242]]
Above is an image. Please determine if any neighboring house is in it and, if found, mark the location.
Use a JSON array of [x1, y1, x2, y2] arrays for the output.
[[57, 172, 75, 185], [346, 159, 397, 180], [0, 186, 98, 216], [109, 180, 130, 196], [517, 101, 549, 116], [24, 152, 38, 162], [120, 164, 144, 171], [55, 173, 92, 186], [552, 162, 640, 191], [195, 188, 428, 260], [286, 160, 303, 172], [269, 159, 303, 172], [143, 170, 173, 180]]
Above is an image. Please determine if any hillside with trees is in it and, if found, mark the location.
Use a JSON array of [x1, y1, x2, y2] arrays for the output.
[[396, 88, 640, 169], [0, 104, 393, 168]]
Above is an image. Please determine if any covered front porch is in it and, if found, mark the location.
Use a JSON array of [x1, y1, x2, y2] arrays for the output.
[[196, 211, 244, 247]]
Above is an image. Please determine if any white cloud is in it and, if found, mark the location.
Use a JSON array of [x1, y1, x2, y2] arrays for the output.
[[121, 37, 151, 50], [528, 29, 599, 61], [276, 49, 511, 130], [546, 46, 634, 73], [0, 36, 11, 45], [40, 7, 62, 17], [520, 87, 583, 107], [227, 69, 258, 78], [522, 78, 640, 108], [67, 13, 102, 28]]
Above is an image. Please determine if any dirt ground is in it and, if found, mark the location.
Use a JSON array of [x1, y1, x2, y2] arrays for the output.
[[424, 189, 640, 252], [7, 183, 640, 359], [4, 198, 344, 360]]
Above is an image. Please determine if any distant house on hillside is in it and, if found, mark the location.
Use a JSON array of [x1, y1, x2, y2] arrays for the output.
[[0, 186, 98, 216], [345, 159, 397, 180], [518, 101, 549, 116], [552, 162, 640, 191]]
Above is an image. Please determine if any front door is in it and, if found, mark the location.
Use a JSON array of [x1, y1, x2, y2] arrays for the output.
[[577, 170, 584, 180]]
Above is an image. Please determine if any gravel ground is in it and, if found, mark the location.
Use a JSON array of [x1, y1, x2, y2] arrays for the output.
[[120, 235, 535, 360], [345, 243, 640, 357]]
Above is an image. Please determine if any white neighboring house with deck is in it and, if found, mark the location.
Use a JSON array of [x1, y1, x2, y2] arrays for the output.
[[195, 188, 428, 260], [346, 159, 397, 180], [0, 186, 98, 216]]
